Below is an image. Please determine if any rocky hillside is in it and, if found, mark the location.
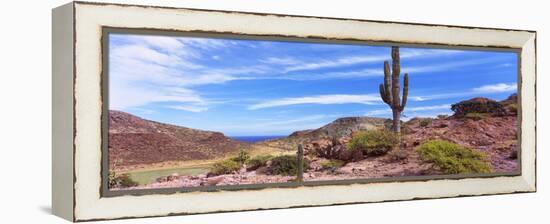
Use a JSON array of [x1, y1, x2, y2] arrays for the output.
[[108, 110, 249, 167], [259, 117, 391, 150]]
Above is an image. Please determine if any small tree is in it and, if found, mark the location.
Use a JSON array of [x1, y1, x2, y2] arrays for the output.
[[232, 149, 250, 165]]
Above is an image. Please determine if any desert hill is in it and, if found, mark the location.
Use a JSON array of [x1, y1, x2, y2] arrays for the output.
[[259, 117, 391, 150], [108, 110, 249, 167]]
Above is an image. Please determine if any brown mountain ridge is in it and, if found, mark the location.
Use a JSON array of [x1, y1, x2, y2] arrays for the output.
[[108, 110, 249, 167]]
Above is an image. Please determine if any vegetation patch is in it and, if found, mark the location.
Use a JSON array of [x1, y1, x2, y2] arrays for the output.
[[464, 112, 490, 121], [419, 118, 433, 127], [271, 155, 308, 176], [505, 103, 518, 114], [347, 130, 400, 156], [230, 149, 250, 165], [416, 140, 491, 174], [108, 171, 139, 188], [246, 154, 273, 171], [320, 159, 345, 170], [211, 159, 241, 175]]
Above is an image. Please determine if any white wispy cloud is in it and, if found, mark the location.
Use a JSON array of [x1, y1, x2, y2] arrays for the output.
[[410, 83, 518, 101], [284, 55, 388, 72], [401, 57, 502, 74], [166, 105, 208, 113], [260, 57, 300, 65], [276, 53, 498, 81], [408, 104, 451, 111], [109, 34, 241, 111], [282, 48, 465, 73], [473, 83, 517, 93], [248, 94, 381, 110]]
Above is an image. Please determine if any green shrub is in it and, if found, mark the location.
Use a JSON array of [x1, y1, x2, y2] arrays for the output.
[[347, 130, 400, 156], [231, 149, 250, 165], [320, 159, 345, 170], [246, 154, 273, 170], [416, 140, 491, 174], [420, 118, 432, 127], [271, 155, 308, 176], [108, 171, 139, 188], [464, 112, 489, 121], [211, 159, 241, 175]]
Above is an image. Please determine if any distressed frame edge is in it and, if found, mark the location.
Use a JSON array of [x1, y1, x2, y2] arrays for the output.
[[75, 0, 536, 33], [70, 2, 537, 221], [52, 2, 76, 222]]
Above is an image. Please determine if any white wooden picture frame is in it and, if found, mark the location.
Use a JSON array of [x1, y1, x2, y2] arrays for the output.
[[52, 1, 536, 222]]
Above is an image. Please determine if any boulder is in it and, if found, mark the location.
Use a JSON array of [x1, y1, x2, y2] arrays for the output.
[[166, 173, 179, 181], [451, 97, 507, 117]]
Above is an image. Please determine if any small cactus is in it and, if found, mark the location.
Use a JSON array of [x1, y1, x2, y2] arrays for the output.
[[379, 46, 409, 133], [296, 144, 304, 182]]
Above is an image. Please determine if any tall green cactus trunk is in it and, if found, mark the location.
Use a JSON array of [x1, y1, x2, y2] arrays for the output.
[[379, 46, 409, 133], [296, 144, 304, 182]]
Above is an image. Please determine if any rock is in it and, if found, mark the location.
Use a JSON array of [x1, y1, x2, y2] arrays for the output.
[[206, 172, 216, 178], [255, 166, 269, 175], [509, 150, 518, 159], [156, 176, 168, 182], [436, 123, 448, 128], [337, 149, 353, 161], [205, 176, 224, 186], [351, 150, 364, 162], [166, 173, 179, 181], [451, 97, 507, 117]]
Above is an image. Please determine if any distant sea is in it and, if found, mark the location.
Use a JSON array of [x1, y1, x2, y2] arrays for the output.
[[230, 135, 286, 143]]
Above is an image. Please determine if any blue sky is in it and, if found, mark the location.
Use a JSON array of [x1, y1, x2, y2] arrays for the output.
[[109, 33, 518, 136]]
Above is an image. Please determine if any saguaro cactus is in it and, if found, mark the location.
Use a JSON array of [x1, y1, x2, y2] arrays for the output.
[[296, 144, 304, 182], [379, 46, 409, 133]]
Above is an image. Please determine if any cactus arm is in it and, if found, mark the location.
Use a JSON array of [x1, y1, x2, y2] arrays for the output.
[[400, 73, 409, 112], [383, 61, 392, 104], [379, 84, 390, 104]]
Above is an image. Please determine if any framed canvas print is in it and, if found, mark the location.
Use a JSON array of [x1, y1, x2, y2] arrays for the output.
[[52, 1, 537, 222]]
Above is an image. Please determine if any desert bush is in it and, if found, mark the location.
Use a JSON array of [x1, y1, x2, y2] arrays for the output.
[[416, 140, 491, 174], [419, 118, 433, 127], [347, 130, 400, 156], [320, 159, 345, 170], [211, 159, 241, 175], [464, 112, 490, 121], [271, 155, 308, 176], [108, 171, 138, 188], [246, 154, 273, 170], [231, 149, 250, 165], [312, 138, 345, 159]]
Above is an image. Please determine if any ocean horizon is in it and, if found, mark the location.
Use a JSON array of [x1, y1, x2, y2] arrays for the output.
[[230, 135, 286, 143]]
